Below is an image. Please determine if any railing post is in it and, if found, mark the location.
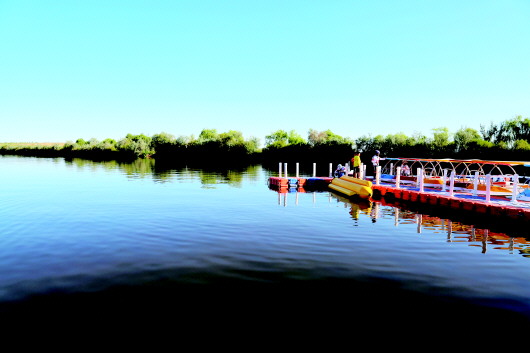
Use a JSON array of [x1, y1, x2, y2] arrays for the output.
[[395, 166, 401, 188], [449, 170, 455, 197], [473, 171, 479, 196], [442, 169, 448, 191], [360, 163, 365, 179], [417, 168, 424, 192], [485, 174, 491, 203], [512, 174, 519, 203]]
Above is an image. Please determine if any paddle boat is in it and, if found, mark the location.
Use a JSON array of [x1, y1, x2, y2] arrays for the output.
[[328, 175, 373, 199], [377, 157, 530, 198]]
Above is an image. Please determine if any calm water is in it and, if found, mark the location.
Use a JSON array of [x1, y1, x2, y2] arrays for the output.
[[2, 155, 530, 333]]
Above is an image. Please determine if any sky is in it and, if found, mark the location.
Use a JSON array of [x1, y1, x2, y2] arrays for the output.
[[1, 0, 529, 144]]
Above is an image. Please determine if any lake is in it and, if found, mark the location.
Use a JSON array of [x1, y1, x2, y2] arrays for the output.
[[1, 155, 530, 337]]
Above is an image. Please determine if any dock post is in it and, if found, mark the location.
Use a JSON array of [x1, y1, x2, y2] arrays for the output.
[[360, 163, 365, 179], [417, 168, 424, 192], [511, 174, 519, 203], [485, 174, 491, 203], [279, 162, 282, 178], [284, 163, 288, 178], [329, 163, 332, 177], [364, 164, 367, 179], [296, 163, 299, 178], [473, 171, 479, 196], [449, 170, 455, 197], [395, 167, 401, 188], [313, 163, 316, 177], [442, 169, 448, 191], [375, 166, 381, 185], [390, 163, 394, 176]]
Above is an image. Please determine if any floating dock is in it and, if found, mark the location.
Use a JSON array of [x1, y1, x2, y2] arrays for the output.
[[371, 184, 530, 222], [268, 176, 333, 189], [268, 175, 530, 223], [268, 158, 530, 223]]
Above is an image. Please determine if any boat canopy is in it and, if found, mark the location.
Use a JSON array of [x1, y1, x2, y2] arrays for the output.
[[380, 157, 530, 177]]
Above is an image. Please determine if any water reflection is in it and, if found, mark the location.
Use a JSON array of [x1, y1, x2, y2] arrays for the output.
[[390, 206, 530, 256], [2, 156, 530, 329], [63, 158, 262, 187], [65, 157, 156, 177], [372, 200, 530, 255], [269, 185, 530, 257]]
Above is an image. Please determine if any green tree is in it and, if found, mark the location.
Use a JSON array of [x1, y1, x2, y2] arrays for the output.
[[354, 135, 374, 152], [98, 138, 117, 151], [118, 133, 154, 158], [244, 136, 261, 153], [287, 130, 305, 145], [265, 130, 289, 147], [480, 122, 498, 143], [152, 132, 175, 146], [308, 129, 349, 145], [480, 116, 530, 146], [385, 133, 409, 146], [410, 131, 428, 144], [198, 129, 219, 143], [219, 130, 245, 146], [454, 127, 481, 151], [502, 115, 530, 144], [431, 127, 451, 148], [514, 139, 530, 150]]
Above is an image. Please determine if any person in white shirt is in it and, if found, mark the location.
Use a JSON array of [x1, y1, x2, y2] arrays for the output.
[[371, 150, 380, 175], [401, 161, 410, 176]]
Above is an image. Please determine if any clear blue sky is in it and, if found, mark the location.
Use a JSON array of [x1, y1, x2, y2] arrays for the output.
[[1, 0, 529, 144]]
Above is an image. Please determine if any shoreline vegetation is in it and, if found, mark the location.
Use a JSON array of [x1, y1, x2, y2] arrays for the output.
[[2, 116, 530, 168]]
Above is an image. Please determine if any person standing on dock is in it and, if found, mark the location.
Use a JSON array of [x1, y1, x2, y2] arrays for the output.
[[351, 151, 361, 178], [371, 150, 380, 175], [401, 161, 410, 176]]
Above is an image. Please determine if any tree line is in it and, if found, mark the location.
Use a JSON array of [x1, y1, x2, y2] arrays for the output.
[[1, 116, 529, 166], [262, 116, 530, 167]]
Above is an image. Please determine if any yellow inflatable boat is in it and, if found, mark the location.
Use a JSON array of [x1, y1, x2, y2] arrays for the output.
[[328, 176, 373, 199]]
